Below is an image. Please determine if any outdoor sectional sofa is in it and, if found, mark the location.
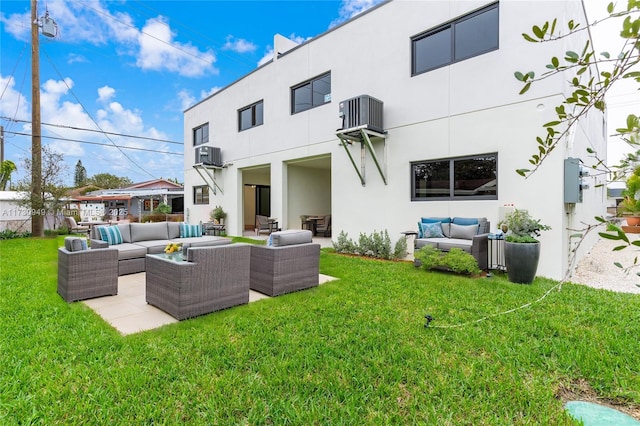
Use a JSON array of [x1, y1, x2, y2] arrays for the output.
[[415, 217, 490, 270], [90, 222, 231, 275]]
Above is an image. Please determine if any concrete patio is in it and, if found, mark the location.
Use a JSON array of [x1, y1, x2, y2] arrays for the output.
[[83, 233, 336, 335]]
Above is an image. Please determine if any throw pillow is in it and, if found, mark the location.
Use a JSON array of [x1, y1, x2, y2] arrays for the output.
[[64, 237, 88, 252], [420, 222, 445, 238], [452, 217, 479, 226], [450, 223, 479, 240], [97, 226, 123, 245], [179, 222, 201, 238]]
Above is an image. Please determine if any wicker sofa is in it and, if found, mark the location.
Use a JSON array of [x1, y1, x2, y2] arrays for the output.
[[415, 217, 490, 270], [250, 229, 320, 296], [90, 221, 231, 275], [58, 237, 119, 302], [145, 244, 252, 320]]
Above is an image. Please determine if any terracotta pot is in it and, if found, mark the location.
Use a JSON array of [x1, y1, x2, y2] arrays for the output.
[[626, 216, 640, 227]]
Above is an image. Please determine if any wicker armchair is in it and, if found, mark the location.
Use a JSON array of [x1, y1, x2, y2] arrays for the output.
[[250, 230, 320, 296], [57, 247, 119, 302], [145, 244, 251, 320]]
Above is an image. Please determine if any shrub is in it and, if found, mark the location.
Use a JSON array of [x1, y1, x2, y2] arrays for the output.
[[0, 230, 31, 240], [414, 246, 481, 275], [333, 230, 405, 260]]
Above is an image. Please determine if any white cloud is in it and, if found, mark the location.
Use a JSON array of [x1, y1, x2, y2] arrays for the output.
[[223, 35, 257, 53], [0, 11, 30, 41], [136, 16, 217, 77], [258, 47, 274, 67], [330, 0, 383, 28], [0, 75, 30, 121], [97, 86, 116, 103], [200, 87, 221, 100]]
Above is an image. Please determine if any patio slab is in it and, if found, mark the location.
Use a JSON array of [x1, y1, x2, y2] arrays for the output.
[[83, 272, 337, 336]]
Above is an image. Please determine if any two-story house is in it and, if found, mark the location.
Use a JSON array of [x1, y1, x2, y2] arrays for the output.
[[183, 0, 607, 281]]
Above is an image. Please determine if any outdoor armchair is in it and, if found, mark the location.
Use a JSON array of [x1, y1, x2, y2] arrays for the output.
[[250, 230, 320, 296], [57, 240, 119, 302]]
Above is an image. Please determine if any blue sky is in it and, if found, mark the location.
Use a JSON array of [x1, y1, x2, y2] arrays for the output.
[[0, 0, 382, 186]]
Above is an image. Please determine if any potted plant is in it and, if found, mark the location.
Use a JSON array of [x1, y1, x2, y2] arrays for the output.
[[210, 205, 227, 225], [620, 166, 640, 226], [498, 209, 551, 284]]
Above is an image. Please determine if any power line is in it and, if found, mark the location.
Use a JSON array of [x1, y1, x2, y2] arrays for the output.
[[3, 129, 182, 155], [41, 45, 157, 179], [1, 117, 183, 144]]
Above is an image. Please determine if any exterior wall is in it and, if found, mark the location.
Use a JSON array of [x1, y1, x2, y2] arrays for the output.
[[183, 0, 606, 280]]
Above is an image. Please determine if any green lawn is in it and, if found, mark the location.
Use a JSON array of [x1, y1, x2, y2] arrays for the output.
[[1, 236, 639, 424]]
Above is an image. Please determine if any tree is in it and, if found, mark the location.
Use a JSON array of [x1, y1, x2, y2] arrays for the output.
[[17, 145, 69, 233], [514, 1, 640, 265], [74, 160, 87, 187], [514, 1, 639, 179], [0, 160, 17, 190], [88, 173, 133, 189]]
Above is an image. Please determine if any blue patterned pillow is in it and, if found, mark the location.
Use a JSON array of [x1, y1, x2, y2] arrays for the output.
[[179, 222, 201, 238], [98, 226, 123, 245], [420, 222, 445, 238]]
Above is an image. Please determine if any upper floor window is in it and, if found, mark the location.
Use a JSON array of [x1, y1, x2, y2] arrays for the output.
[[291, 72, 331, 114], [411, 153, 497, 201], [193, 123, 209, 146], [193, 185, 209, 204], [239, 100, 264, 131], [412, 3, 499, 75]]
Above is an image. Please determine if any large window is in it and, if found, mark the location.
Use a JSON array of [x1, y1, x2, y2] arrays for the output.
[[411, 154, 497, 200], [193, 185, 209, 204], [412, 3, 499, 75], [193, 123, 209, 146], [238, 100, 264, 131], [291, 72, 331, 114]]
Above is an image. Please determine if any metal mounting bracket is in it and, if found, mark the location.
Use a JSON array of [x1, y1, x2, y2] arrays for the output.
[[336, 126, 387, 186], [193, 163, 223, 195]]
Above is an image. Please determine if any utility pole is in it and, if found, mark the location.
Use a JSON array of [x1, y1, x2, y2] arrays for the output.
[[31, 0, 44, 237]]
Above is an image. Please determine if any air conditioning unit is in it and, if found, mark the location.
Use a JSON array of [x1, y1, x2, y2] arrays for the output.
[[339, 95, 384, 133], [195, 146, 222, 167]]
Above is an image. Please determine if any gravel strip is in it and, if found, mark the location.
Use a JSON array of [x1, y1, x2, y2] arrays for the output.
[[569, 236, 640, 294]]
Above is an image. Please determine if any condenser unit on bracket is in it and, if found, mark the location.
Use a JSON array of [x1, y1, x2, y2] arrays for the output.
[[338, 95, 384, 133], [195, 146, 222, 167]]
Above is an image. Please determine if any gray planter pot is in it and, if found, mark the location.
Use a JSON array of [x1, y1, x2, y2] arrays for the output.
[[504, 241, 540, 284]]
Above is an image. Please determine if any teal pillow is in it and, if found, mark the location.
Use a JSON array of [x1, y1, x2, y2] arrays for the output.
[[179, 222, 201, 238], [420, 222, 445, 238], [98, 226, 123, 245], [452, 217, 478, 226]]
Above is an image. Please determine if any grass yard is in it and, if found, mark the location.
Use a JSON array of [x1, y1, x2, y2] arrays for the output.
[[1, 236, 639, 424]]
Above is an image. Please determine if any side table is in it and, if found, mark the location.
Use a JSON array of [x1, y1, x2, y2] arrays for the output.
[[401, 231, 419, 256], [488, 233, 506, 271]]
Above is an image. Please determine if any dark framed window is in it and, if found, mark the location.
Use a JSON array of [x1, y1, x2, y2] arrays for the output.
[[193, 185, 209, 204], [193, 123, 209, 146], [291, 72, 331, 114], [412, 3, 499, 75], [238, 100, 264, 131], [411, 154, 497, 200]]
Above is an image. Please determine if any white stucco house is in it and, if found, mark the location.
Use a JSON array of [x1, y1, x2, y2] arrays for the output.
[[183, 0, 607, 281]]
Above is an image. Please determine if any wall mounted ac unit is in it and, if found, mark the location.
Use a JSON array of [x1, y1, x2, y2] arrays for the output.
[[339, 95, 384, 133], [195, 146, 222, 167]]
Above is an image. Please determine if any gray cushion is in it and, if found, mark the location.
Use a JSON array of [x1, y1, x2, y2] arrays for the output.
[[175, 236, 231, 247], [64, 237, 88, 252], [113, 243, 148, 260], [168, 222, 180, 239], [270, 229, 313, 247], [132, 240, 172, 254], [130, 222, 169, 242], [117, 223, 131, 243], [436, 239, 472, 253], [450, 223, 479, 240]]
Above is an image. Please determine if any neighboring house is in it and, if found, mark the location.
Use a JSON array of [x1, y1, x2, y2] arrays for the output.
[[73, 179, 184, 221], [183, 0, 607, 280], [0, 191, 31, 232]]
